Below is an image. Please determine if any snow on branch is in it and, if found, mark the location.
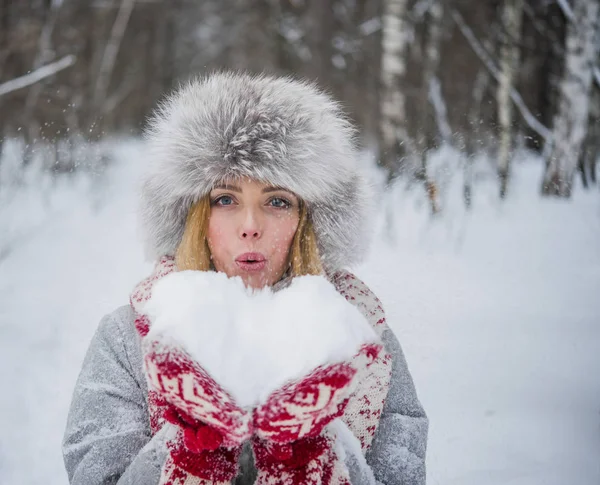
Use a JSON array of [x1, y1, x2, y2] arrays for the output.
[[429, 76, 452, 143], [556, 0, 575, 22], [451, 9, 552, 143], [0, 55, 76, 98]]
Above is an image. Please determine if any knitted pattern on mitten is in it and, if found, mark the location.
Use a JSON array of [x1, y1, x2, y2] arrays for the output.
[[250, 342, 383, 485]]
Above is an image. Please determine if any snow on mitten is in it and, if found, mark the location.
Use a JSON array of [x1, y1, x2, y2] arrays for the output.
[[143, 338, 253, 483], [251, 343, 382, 485]]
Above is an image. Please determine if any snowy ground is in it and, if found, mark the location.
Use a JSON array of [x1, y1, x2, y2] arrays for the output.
[[0, 140, 599, 485]]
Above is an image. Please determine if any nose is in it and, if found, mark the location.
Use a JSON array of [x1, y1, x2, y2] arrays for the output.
[[239, 207, 263, 240]]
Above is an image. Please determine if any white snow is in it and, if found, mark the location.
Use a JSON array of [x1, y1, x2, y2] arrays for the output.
[[144, 270, 377, 408], [0, 139, 599, 484], [330, 418, 377, 484]]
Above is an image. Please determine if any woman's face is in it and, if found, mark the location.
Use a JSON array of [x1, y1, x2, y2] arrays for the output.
[[207, 178, 300, 289]]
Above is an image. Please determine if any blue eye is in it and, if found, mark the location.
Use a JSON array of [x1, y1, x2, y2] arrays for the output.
[[270, 197, 291, 209], [214, 195, 234, 206]]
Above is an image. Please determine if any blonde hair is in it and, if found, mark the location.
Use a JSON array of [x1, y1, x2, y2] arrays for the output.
[[175, 194, 323, 278]]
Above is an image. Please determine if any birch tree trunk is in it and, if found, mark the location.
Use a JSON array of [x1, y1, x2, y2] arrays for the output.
[[497, 0, 523, 198], [542, 0, 599, 197], [379, 0, 410, 179], [418, 0, 443, 213]]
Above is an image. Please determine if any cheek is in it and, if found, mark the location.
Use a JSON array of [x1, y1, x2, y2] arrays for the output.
[[207, 214, 231, 263], [269, 215, 299, 256]]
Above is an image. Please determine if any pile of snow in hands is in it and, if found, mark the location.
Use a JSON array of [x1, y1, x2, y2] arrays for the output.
[[141, 271, 379, 408]]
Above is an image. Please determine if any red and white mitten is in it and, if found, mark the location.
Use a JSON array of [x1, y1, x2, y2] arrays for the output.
[[251, 343, 382, 485], [143, 338, 253, 484], [131, 257, 256, 484]]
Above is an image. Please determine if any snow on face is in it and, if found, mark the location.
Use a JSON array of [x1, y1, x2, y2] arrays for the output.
[[206, 177, 300, 290], [142, 269, 378, 408]]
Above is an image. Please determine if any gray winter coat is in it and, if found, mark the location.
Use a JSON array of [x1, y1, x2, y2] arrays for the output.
[[62, 304, 428, 485]]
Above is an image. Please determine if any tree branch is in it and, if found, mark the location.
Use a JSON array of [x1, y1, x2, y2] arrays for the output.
[[429, 76, 452, 143], [93, 0, 136, 108], [0, 55, 76, 98], [556, 0, 574, 22]]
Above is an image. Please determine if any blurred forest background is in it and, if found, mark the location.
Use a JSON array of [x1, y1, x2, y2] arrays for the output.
[[1, 0, 599, 208], [2, 5, 600, 484]]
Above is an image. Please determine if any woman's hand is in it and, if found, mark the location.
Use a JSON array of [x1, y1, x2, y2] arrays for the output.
[[143, 338, 253, 446], [252, 343, 380, 442], [142, 337, 252, 482], [250, 343, 382, 485]]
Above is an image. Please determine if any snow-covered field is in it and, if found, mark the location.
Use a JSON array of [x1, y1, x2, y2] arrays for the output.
[[1, 140, 599, 484]]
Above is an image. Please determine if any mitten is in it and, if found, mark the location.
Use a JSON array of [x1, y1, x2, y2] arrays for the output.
[[134, 266, 256, 482], [143, 337, 253, 483], [251, 343, 382, 485]]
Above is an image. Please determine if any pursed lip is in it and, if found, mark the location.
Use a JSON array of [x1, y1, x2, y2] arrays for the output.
[[235, 252, 266, 262]]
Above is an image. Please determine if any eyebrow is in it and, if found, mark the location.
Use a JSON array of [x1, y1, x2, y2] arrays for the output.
[[212, 184, 294, 195]]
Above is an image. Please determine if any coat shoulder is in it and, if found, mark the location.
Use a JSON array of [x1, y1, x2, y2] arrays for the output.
[[106, 303, 137, 332], [99, 304, 146, 393], [103, 304, 141, 349]]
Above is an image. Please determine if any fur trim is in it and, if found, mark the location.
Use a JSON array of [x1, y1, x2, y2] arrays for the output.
[[140, 71, 374, 272]]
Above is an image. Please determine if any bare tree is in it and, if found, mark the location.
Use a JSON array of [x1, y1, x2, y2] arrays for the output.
[[417, 0, 444, 212], [497, 0, 523, 198], [542, 0, 599, 197], [379, 0, 411, 179], [93, 0, 136, 110], [359, 0, 384, 142]]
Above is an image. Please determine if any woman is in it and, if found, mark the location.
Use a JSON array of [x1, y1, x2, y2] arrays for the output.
[[62, 72, 428, 485]]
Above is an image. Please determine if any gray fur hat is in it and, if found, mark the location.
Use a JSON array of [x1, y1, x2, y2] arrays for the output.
[[140, 71, 374, 273]]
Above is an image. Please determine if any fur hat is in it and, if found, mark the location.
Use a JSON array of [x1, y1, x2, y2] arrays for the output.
[[140, 71, 374, 273]]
